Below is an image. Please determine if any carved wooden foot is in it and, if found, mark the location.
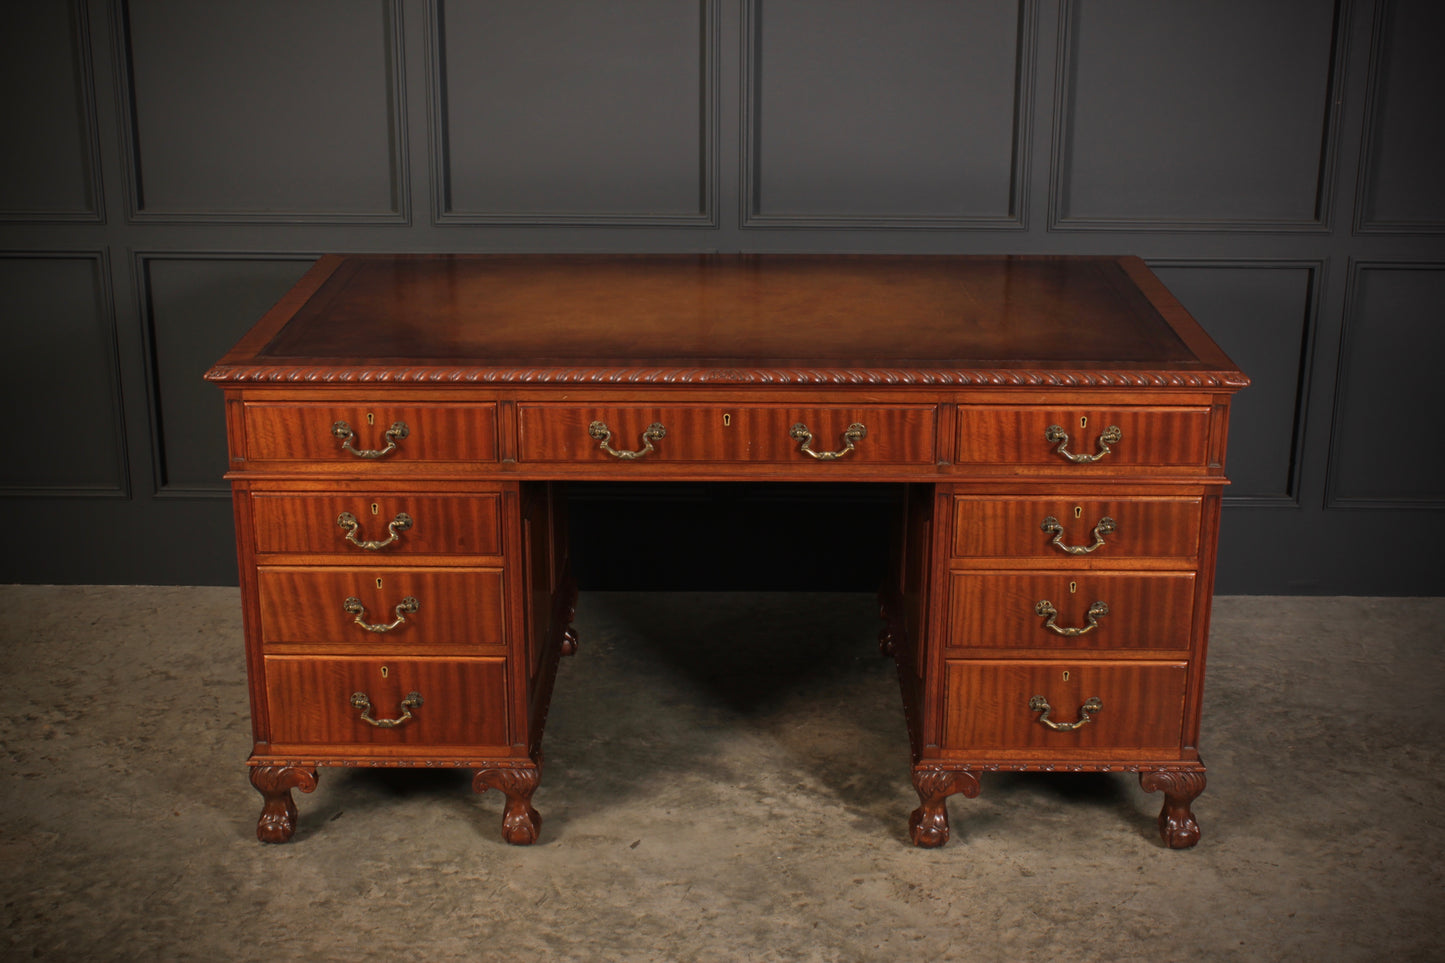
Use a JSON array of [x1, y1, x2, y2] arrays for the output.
[[1139, 769, 1206, 848], [560, 576, 579, 656], [908, 767, 981, 848], [561, 626, 579, 657], [473, 766, 542, 845], [249, 765, 318, 843]]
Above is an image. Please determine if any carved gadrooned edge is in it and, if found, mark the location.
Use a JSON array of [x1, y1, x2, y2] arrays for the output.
[[254, 757, 517, 768], [204, 364, 1251, 389]]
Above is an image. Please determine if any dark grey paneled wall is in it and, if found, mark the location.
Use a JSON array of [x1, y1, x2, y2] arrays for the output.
[[2, 0, 1442, 594]]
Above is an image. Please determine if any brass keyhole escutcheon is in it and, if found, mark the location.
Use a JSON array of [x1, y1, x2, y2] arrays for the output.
[[1069, 581, 1078, 594], [1080, 415, 1088, 428], [380, 666, 389, 678], [371, 503, 380, 515], [723, 413, 731, 427], [366, 412, 375, 426], [376, 577, 384, 589], [1062, 670, 1070, 682], [1074, 505, 1083, 519]]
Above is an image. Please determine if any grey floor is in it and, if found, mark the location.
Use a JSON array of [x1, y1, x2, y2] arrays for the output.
[[2, 586, 1442, 962]]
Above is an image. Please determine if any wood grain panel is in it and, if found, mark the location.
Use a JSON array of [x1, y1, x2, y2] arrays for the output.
[[243, 403, 497, 463], [947, 573, 1195, 651], [942, 660, 1187, 750], [251, 492, 502, 556], [951, 496, 1201, 559], [263, 656, 508, 749], [257, 568, 504, 646], [954, 407, 1210, 468], [518, 404, 935, 465]]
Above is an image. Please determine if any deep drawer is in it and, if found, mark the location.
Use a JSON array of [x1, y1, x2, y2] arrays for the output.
[[941, 660, 1187, 751], [954, 407, 1211, 469], [951, 495, 1201, 560], [946, 572, 1196, 652], [257, 568, 505, 647], [517, 404, 935, 465], [251, 492, 503, 557], [263, 656, 509, 750], [243, 403, 497, 463]]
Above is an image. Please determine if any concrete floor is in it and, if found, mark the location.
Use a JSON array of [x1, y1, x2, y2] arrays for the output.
[[1, 586, 1442, 962]]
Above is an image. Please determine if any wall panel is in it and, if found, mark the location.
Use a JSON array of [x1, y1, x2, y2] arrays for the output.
[[744, 0, 1031, 227], [141, 256, 317, 494], [121, 0, 405, 221], [0, 254, 124, 494], [1354, 0, 1445, 232], [0, 1, 102, 220], [1149, 262, 1319, 504], [433, 0, 715, 223], [1053, 0, 1341, 230], [1328, 263, 1445, 507]]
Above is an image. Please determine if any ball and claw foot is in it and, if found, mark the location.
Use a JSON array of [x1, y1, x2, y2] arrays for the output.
[[473, 767, 543, 845], [908, 768, 981, 848], [1139, 770, 1205, 848], [561, 626, 579, 657], [250, 765, 318, 843]]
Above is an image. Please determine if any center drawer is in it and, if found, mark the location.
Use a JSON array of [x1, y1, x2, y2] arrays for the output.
[[256, 568, 505, 648], [517, 404, 936, 465], [263, 656, 509, 750]]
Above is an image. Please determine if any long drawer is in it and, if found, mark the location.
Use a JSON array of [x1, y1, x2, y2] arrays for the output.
[[256, 568, 506, 648], [517, 404, 936, 465], [243, 403, 498, 463], [263, 656, 509, 750], [951, 495, 1201, 560], [941, 660, 1188, 751], [954, 406, 1211, 469], [251, 492, 503, 557], [946, 572, 1196, 653]]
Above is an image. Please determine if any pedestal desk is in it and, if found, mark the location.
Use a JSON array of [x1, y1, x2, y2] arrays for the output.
[[206, 254, 1247, 848]]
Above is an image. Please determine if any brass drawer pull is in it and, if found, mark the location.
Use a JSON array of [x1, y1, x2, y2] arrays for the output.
[[1028, 695, 1102, 732], [343, 595, 419, 633], [1034, 599, 1109, 636], [791, 422, 867, 460], [332, 420, 409, 459], [1044, 424, 1121, 463], [336, 511, 413, 551], [350, 690, 423, 728], [589, 420, 666, 459], [1040, 515, 1117, 555]]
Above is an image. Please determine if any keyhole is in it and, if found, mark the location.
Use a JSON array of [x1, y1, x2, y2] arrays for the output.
[[1069, 581, 1078, 594], [376, 577, 384, 589], [1073, 505, 1083, 519], [380, 666, 389, 678], [1080, 415, 1088, 428], [722, 413, 731, 427], [371, 503, 380, 516], [366, 412, 375, 426], [1062, 670, 1070, 682]]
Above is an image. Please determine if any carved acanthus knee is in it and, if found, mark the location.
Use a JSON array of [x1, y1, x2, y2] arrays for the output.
[[249, 765, 318, 844]]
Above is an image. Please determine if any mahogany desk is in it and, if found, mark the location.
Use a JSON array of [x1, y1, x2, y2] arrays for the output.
[[206, 254, 1247, 848]]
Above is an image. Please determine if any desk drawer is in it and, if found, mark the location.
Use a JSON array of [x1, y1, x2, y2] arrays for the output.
[[942, 660, 1187, 751], [954, 407, 1210, 469], [517, 404, 935, 465], [243, 403, 497, 463], [251, 492, 503, 557], [263, 656, 509, 750], [947, 573, 1195, 652], [951, 496, 1201, 560], [257, 568, 505, 647]]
